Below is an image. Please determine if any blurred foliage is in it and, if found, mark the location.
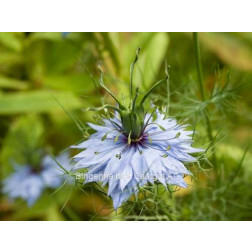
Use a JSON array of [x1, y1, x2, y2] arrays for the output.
[[0, 32, 251, 221]]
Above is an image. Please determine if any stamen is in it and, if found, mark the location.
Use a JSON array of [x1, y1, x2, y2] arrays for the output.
[[175, 132, 181, 138], [141, 106, 158, 134], [96, 145, 123, 154], [141, 142, 167, 155], [147, 133, 152, 144], [101, 129, 121, 141], [136, 145, 143, 155], [148, 124, 181, 136], [147, 122, 166, 131], [100, 114, 124, 132], [114, 131, 124, 142], [128, 131, 132, 145], [166, 145, 171, 151], [148, 136, 181, 142], [116, 144, 130, 159], [101, 132, 110, 141]]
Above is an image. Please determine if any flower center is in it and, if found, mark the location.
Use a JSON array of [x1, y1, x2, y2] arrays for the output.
[[30, 165, 43, 174]]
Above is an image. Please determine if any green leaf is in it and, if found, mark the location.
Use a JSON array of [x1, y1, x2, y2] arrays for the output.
[[121, 33, 156, 71], [0, 75, 29, 90], [0, 52, 24, 66], [29, 32, 64, 42], [0, 90, 83, 114], [26, 39, 81, 78], [0, 32, 23, 52], [43, 73, 95, 94], [121, 32, 169, 89], [100, 33, 121, 74]]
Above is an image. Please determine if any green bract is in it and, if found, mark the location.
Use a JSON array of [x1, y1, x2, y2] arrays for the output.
[[88, 48, 169, 140]]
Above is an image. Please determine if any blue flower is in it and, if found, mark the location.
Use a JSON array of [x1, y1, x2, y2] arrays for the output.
[[71, 48, 203, 209], [72, 110, 203, 209], [3, 153, 72, 206]]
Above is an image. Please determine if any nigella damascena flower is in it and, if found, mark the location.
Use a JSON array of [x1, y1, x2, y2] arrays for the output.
[[71, 48, 204, 209], [3, 153, 71, 206], [72, 111, 203, 209]]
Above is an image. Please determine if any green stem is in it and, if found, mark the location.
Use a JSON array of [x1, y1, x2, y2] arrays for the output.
[[193, 33, 206, 101], [165, 62, 170, 115], [132, 87, 139, 112], [129, 47, 141, 108], [193, 32, 216, 165], [86, 104, 122, 113], [140, 78, 167, 106], [98, 63, 126, 110]]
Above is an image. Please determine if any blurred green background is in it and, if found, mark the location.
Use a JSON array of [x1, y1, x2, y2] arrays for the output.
[[0, 32, 251, 221]]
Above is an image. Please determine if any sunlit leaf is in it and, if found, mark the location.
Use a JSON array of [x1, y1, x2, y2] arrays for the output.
[[121, 32, 169, 89], [100, 33, 121, 74], [0, 52, 24, 66], [0, 32, 23, 52], [0, 75, 29, 90], [26, 39, 81, 79], [29, 32, 63, 42], [0, 90, 83, 114], [43, 73, 95, 94]]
